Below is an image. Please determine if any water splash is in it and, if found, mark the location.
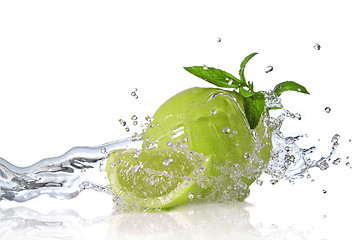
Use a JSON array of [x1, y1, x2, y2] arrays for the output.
[[0, 88, 347, 206], [0, 138, 141, 202]]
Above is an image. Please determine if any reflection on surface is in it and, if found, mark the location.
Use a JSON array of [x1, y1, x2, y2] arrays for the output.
[[107, 201, 311, 240], [0, 200, 318, 240], [0, 206, 110, 240]]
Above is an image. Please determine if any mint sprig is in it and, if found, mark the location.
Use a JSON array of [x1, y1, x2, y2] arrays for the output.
[[184, 52, 310, 129]]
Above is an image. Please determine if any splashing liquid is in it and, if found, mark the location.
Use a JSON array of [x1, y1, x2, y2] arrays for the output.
[[0, 89, 346, 206]]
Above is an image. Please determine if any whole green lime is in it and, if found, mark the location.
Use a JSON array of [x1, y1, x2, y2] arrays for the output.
[[142, 87, 271, 201]]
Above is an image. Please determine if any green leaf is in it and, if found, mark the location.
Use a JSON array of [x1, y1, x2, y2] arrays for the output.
[[239, 52, 258, 86], [184, 66, 240, 88], [239, 86, 255, 98], [273, 81, 310, 96], [243, 92, 265, 129]]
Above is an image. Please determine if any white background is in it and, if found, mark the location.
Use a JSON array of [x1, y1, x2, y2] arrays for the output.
[[0, 1, 358, 239]]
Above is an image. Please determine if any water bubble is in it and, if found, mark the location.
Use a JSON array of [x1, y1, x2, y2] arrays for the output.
[[314, 43, 321, 50], [188, 192, 195, 200], [232, 130, 238, 135], [163, 158, 173, 167], [211, 108, 217, 115], [217, 37, 221, 42], [324, 107, 331, 113], [223, 127, 230, 134], [264, 66, 273, 73]]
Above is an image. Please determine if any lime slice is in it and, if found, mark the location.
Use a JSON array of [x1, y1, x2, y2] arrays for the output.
[[106, 148, 211, 209]]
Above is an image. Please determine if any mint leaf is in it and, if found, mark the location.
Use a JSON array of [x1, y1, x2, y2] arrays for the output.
[[239, 52, 258, 89], [243, 92, 265, 129], [273, 81, 310, 96], [184, 66, 240, 88], [239, 86, 255, 98]]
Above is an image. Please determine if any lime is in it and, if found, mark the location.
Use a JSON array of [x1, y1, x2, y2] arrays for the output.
[[142, 87, 271, 201], [106, 148, 211, 209]]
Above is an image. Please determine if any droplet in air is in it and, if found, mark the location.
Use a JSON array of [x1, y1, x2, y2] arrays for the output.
[[217, 37, 221, 42], [163, 158, 173, 167], [131, 115, 138, 121], [211, 108, 217, 115], [323, 189, 327, 194], [125, 127, 130, 132], [188, 192, 195, 200], [332, 158, 341, 165], [223, 127, 230, 134], [256, 179, 263, 186], [324, 107, 331, 113], [264, 66, 273, 73], [314, 43, 321, 50], [119, 119, 126, 126]]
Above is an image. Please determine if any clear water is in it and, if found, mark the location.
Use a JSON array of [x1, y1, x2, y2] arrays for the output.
[[0, 138, 141, 202], [0, 89, 347, 206]]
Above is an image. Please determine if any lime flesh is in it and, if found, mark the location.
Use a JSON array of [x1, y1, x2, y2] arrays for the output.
[[106, 148, 211, 209]]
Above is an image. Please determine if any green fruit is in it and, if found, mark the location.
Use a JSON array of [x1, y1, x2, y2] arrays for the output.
[[142, 87, 271, 201], [106, 148, 211, 209]]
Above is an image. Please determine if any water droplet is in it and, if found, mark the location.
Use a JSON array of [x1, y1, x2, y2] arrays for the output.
[[323, 189, 327, 194], [131, 115, 138, 121], [324, 107, 331, 113], [223, 127, 230, 134], [203, 66, 208, 70], [244, 152, 250, 159], [100, 148, 107, 154], [133, 150, 141, 159], [145, 115, 153, 122], [228, 79, 233, 85], [188, 192, 195, 200], [232, 130, 238, 135], [314, 43, 321, 50], [163, 158, 173, 167], [332, 158, 341, 165], [256, 179, 263, 186], [331, 134, 340, 142], [110, 162, 116, 168], [211, 108, 217, 115], [295, 113, 302, 120], [264, 66, 273, 73], [125, 127, 130, 132], [119, 119, 126, 126], [217, 37, 221, 42], [346, 162, 351, 167], [270, 179, 278, 185], [133, 121, 138, 125], [133, 162, 143, 173]]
